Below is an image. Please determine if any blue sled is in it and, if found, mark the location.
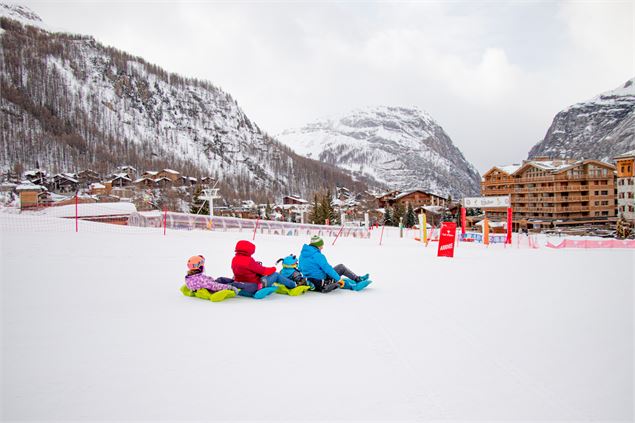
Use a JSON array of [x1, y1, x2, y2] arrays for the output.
[[342, 278, 373, 291], [237, 286, 278, 299]]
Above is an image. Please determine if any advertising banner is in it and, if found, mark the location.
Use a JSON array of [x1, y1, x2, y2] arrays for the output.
[[437, 221, 457, 258], [463, 196, 510, 208]]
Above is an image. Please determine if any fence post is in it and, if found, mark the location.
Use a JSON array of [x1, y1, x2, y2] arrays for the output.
[[332, 225, 344, 246], [163, 208, 167, 236], [75, 192, 78, 233], [379, 224, 385, 246], [252, 218, 260, 241]]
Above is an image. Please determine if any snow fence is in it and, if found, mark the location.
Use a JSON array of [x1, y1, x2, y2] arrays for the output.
[[546, 239, 635, 249], [128, 211, 370, 239]]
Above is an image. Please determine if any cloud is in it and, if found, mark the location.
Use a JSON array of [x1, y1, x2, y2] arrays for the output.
[[19, 1, 635, 174]]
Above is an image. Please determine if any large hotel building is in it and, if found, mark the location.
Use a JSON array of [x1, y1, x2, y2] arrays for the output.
[[480, 158, 617, 229]]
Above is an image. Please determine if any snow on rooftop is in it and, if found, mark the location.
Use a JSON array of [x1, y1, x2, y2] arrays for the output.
[[614, 149, 635, 159], [15, 182, 45, 192], [162, 169, 180, 174]]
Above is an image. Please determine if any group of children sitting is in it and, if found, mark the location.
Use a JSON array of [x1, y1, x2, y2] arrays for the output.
[[181, 235, 371, 301]]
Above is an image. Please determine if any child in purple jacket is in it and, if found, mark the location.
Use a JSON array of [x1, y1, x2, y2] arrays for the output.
[[180, 255, 239, 301]]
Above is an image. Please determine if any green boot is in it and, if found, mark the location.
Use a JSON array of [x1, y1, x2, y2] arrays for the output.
[[180, 285, 195, 297]]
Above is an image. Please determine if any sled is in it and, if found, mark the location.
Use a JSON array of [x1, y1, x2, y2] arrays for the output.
[[180, 285, 237, 302]]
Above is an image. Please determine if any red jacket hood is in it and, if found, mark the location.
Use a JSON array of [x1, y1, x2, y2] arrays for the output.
[[235, 240, 256, 256]]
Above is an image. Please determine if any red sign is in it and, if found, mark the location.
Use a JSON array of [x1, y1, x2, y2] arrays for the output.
[[437, 221, 457, 258]]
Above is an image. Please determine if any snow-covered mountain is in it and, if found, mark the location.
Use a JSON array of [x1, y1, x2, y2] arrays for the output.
[[277, 106, 481, 199], [0, 4, 369, 202], [528, 78, 635, 161]]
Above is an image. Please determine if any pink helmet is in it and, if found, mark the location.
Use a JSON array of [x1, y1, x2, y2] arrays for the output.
[[187, 255, 205, 270]]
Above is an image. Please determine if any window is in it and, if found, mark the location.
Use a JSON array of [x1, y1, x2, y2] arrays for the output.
[[629, 206, 634, 212], [619, 192, 625, 199], [629, 192, 634, 199], [602, 211, 609, 216], [601, 190, 608, 195]]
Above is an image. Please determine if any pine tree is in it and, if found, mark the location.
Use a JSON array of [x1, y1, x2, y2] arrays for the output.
[[393, 202, 405, 226], [308, 193, 322, 224], [322, 189, 337, 224], [405, 202, 416, 227], [384, 207, 393, 226], [265, 201, 272, 220], [190, 185, 209, 215]]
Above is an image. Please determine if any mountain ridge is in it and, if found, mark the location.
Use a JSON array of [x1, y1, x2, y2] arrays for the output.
[[0, 4, 375, 203], [528, 78, 635, 161], [277, 105, 481, 199]]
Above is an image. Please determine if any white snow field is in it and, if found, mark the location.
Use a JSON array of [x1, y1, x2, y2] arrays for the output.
[[1, 214, 633, 422]]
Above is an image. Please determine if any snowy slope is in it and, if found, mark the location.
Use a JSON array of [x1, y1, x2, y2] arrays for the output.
[[277, 106, 482, 199], [529, 78, 635, 161], [0, 4, 367, 201], [1, 214, 632, 421]]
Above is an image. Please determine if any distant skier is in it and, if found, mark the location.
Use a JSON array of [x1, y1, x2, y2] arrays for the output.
[[231, 240, 297, 296], [298, 235, 370, 292]]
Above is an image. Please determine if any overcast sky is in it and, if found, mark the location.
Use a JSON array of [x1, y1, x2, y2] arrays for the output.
[[16, 0, 635, 173]]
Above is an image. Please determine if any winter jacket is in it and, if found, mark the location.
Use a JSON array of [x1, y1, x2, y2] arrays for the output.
[[185, 272, 239, 293], [231, 240, 276, 285], [298, 244, 340, 281]]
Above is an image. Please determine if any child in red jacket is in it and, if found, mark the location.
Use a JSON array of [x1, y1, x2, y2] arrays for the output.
[[231, 240, 296, 296]]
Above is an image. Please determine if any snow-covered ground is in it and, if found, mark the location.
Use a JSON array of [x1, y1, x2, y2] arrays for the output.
[[1, 214, 633, 422]]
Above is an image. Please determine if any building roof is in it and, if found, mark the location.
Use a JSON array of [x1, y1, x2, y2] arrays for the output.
[[161, 169, 180, 174], [394, 189, 446, 200], [16, 182, 46, 192], [614, 150, 635, 160]]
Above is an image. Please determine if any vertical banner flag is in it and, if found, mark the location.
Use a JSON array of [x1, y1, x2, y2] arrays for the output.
[[460, 207, 466, 236], [506, 207, 513, 244], [418, 214, 424, 244], [423, 214, 427, 244], [483, 217, 490, 245], [437, 221, 457, 258]]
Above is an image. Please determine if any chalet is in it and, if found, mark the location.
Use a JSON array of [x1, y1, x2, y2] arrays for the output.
[[179, 176, 197, 186], [110, 174, 132, 188], [116, 166, 138, 180], [155, 169, 181, 182], [89, 182, 108, 196], [481, 158, 617, 229], [379, 189, 448, 209], [16, 182, 49, 209], [199, 176, 215, 185], [133, 177, 157, 189], [51, 173, 79, 193], [77, 169, 101, 186], [142, 171, 159, 179], [283, 195, 308, 205], [24, 170, 47, 185], [154, 177, 173, 188]]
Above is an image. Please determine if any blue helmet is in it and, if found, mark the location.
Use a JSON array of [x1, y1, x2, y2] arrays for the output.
[[277, 254, 298, 268]]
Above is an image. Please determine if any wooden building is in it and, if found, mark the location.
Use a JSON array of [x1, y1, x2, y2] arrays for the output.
[[481, 158, 617, 229], [378, 189, 448, 209], [77, 169, 101, 186], [614, 150, 635, 223], [283, 195, 308, 205], [51, 173, 79, 193], [155, 169, 181, 182]]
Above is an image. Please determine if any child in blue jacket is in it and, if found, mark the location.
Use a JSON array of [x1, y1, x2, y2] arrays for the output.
[[298, 235, 369, 292]]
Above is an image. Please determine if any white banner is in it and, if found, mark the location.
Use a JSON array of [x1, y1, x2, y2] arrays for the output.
[[462, 196, 510, 208]]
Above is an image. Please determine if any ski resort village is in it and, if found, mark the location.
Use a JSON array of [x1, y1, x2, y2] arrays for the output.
[[0, 3, 633, 423]]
